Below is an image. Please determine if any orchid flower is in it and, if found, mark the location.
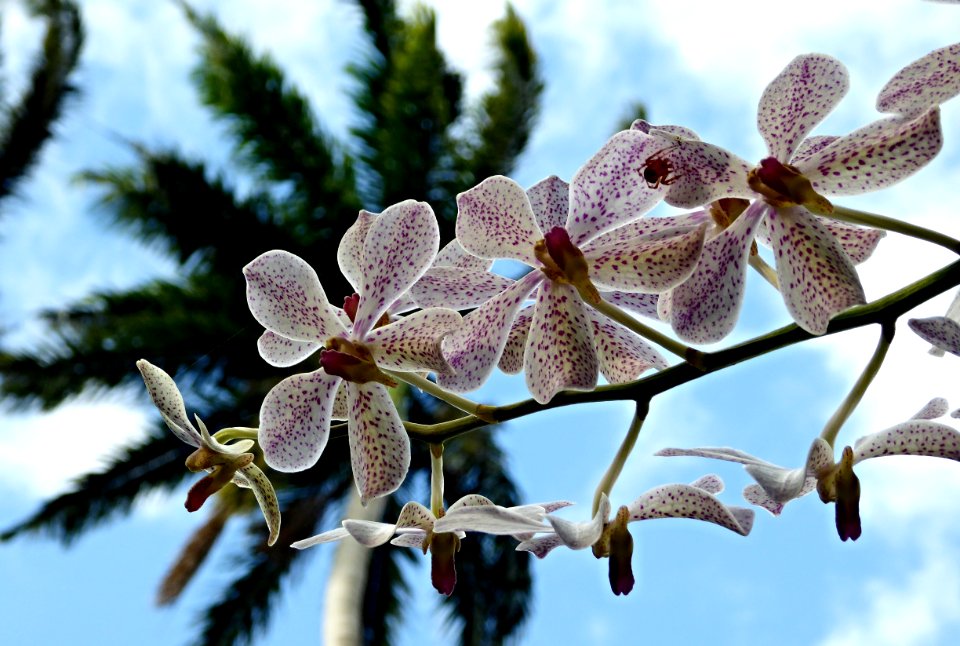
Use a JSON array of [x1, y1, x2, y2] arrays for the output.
[[293, 495, 571, 595], [657, 398, 960, 541], [136, 359, 280, 546], [243, 200, 462, 502], [634, 52, 943, 341], [442, 131, 706, 403], [909, 288, 960, 356], [516, 476, 754, 595]]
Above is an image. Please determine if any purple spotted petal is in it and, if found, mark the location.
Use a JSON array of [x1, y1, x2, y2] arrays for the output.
[[602, 291, 660, 319], [259, 369, 340, 472], [587, 309, 666, 383], [912, 397, 949, 420], [800, 108, 942, 196], [498, 305, 533, 374], [353, 200, 440, 337], [668, 201, 766, 343], [524, 281, 598, 404], [447, 494, 495, 511], [434, 505, 550, 535], [365, 307, 461, 375], [818, 219, 885, 264], [235, 463, 281, 546], [512, 500, 575, 516], [409, 267, 514, 310], [743, 484, 786, 516], [243, 250, 346, 343], [587, 224, 706, 293], [567, 130, 666, 245], [585, 211, 710, 249], [909, 316, 960, 356], [655, 446, 772, 467], [438, 272, 540, 392], [291, 526, 351, 549], [627, 483, 753, 536], [337, 210, 377, 292], [332, 382, 349, 420], [651, 140, 754, 209], [516, 534, 565, 559], [790, 135, 839, 166], [631, 119, 701, 141], [394, 501, 437, 532], [758, 54, 849, 160], [434, 239, 491, 272], [347, 382, 411, 503], [745, 438, 833, 504], [456, 175, 542, 265], [390, 532, 429, 549], [690, 474, 724, 494], [527, 175, 570, 234], [343, 519, 398, 547], [853, 421, 960, 462], [549, 495, 610, 550], [878, 42, 960, 115], [257, 330, 320, 368], [768, 206, 865, 335], [136, 359, 201, 447]]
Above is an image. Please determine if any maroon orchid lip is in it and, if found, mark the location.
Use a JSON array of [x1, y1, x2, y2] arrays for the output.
[[320, 347, 397, 387]]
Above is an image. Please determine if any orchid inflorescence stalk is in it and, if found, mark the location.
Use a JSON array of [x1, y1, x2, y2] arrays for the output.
[[136, 44, 960, 595]]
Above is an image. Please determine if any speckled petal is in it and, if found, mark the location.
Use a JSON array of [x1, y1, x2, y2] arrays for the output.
[[585, 211, 710, 249], [588, 224, 706, 293], [332, 381, 349, 420], [354, 200, 440, 337], [668, 201, 766, 343], [909, 316, 960, 356], [434, 505, 550, 535], [524, 281, 598, 404], [395, 501, 437, 532], [409, 267, 514, 310], [511, 500, 574, 516], [817, 218, 885, 264], [877, 42, 960, 115], [389, 532, 429, 549], [343, 519, 398, 547], [602, 291, 660, 319], [549, 494, 610, 550], [337, 210, 377, 292], [567, 130, 665, 245], [434, 239, 492, 272], [438, 272, 540, 392], [768, 206, 865, 335], [235, 463, 281, 546], [516, 534, 565, 559], [758, 54, 849, 160], [631, 119, 701, 141], [744, 438, 833, 504], [588, 309, 666, 383], [498, 305, 533, 374], [136, 359, 201, 447], [291, 526, 350, 549], [790, 135, 839, 166], [912, 397, 949, 420], [690, 474, 724, 494], [652, 141, 754, 209], [257, 330, 320, 368], [528, 175, 570, 234], [347, 382, 411, 503], [366, 307, 461, 374], [853, 421, 960, 462], [627, 483, 754, 536], [447, 494, 496, 511], [243, 250, 345, 343], [743, 484, 786, 516], [655, 446, 771, 467], [456, 175, 542, 265], [799, 108, 942, 196], [259, 369, 340, 472]]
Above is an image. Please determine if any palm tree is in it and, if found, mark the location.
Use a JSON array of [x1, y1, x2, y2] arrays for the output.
[[0, 0, 83, 202], [0, 1, 542, 644]]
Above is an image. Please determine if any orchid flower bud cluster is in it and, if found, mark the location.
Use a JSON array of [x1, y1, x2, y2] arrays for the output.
[[135, 44, 960, 595]]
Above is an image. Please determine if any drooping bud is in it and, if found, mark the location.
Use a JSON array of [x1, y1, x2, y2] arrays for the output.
[[747, 157, 833, 215], [429, 531, 460, 596], [607, 506, 635, 596]]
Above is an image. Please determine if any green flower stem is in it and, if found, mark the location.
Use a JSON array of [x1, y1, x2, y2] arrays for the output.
[[397, 259, 960, 445], [592, 402, 648, 516], [386, 370, 497, 422], [830, 205, 960, 255], [749, 254, 780, 290], [589, 297, 705, 368], [212, 427, 259, 443], [819, 322, 894, 448], [430, 444, 444, 517]]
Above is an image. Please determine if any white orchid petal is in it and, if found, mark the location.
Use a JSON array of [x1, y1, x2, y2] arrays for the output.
[[348, 383, 411, 503], [587, 309, 666, 383], [235, 463, 281, 546], [527, 175, 570, 234], [394, 501, 436, 531], [628, 483, 753, 536], [434, 239, 492, 272], [337, 210, 377, 293], [912, 397, 949, 420], [390, 532, 429, 549], [853, 420, 960, 463], [877, 42, 960, 115], [588, 224, 707, 293], [690, 474, 724, 495], [447, 494, 496, 512], [743, 484, 786, 516], [291, 527, 351, 549], [434, 506, 550, 535], [343, 519, 398, 547], [409, 268, 514, 310], [456, 175, 542, 265], [366, 307, 462, 374], [909, 316, 960, 357], [516, 534, 565, 559], [259, 370, 340, 472], [497, 305, 534, 375], [257, 331, 320, 368]]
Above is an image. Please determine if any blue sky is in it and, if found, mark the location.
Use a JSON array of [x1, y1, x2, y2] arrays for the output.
[[2, 1, 960, 644]]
